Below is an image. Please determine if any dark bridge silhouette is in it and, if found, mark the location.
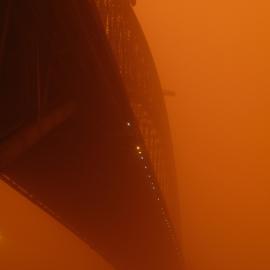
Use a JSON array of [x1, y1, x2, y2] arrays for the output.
[[0, 1, 181, 269]]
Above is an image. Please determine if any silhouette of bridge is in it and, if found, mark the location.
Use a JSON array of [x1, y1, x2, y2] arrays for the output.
[[0, 1, 181, 269]]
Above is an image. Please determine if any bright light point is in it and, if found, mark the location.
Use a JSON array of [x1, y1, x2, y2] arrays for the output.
[[136, 146, 141, 150], [127, 122, 131, 127], [157, 197, 160, 200], [152, 186, 156, 190], [140, 156, 144, 160], [138, 151, 142, 155], [148, 175, 151, 178], [144, 166, 147, 169]]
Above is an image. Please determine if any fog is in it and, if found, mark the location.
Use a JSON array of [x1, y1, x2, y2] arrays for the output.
[[0, 181, 113, 270], [1, 1, 270, 269], [136, 1, 270, 270]]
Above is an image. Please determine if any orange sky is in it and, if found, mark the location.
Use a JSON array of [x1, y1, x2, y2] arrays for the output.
[[136, 1, 270, 270], [0, 181, 113, 270], [1, 1, 270, 270]]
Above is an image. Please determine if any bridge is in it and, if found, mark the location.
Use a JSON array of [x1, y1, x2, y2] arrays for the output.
[[0, 1, 181, 269]]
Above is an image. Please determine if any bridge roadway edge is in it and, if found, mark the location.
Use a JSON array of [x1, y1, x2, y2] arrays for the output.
[[0, 1, 181, 269]]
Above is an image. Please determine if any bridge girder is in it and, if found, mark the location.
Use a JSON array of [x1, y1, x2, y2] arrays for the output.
[[0, 0, 182, 269]]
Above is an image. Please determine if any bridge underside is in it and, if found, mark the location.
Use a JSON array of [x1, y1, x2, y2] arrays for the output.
[[0, 1, 179, 269]]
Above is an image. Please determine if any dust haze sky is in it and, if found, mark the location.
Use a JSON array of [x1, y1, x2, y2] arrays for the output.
[[136, 1, 270, 270], [1, 1, 270, 270], [0, 181, 113, 270]]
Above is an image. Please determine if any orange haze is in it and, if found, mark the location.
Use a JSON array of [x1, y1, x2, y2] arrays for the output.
[[1, 1, 270, 270], [136, 1, 270, 270], [0, 181, 113, 270]]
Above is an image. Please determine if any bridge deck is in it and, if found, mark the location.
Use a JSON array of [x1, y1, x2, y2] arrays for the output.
[[0, 1, 181, 269]]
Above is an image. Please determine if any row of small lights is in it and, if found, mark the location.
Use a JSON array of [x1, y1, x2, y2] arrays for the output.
[[1, 122, 180, 253], [127, 121, 180, 252], [2, 123, 181, 255]]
